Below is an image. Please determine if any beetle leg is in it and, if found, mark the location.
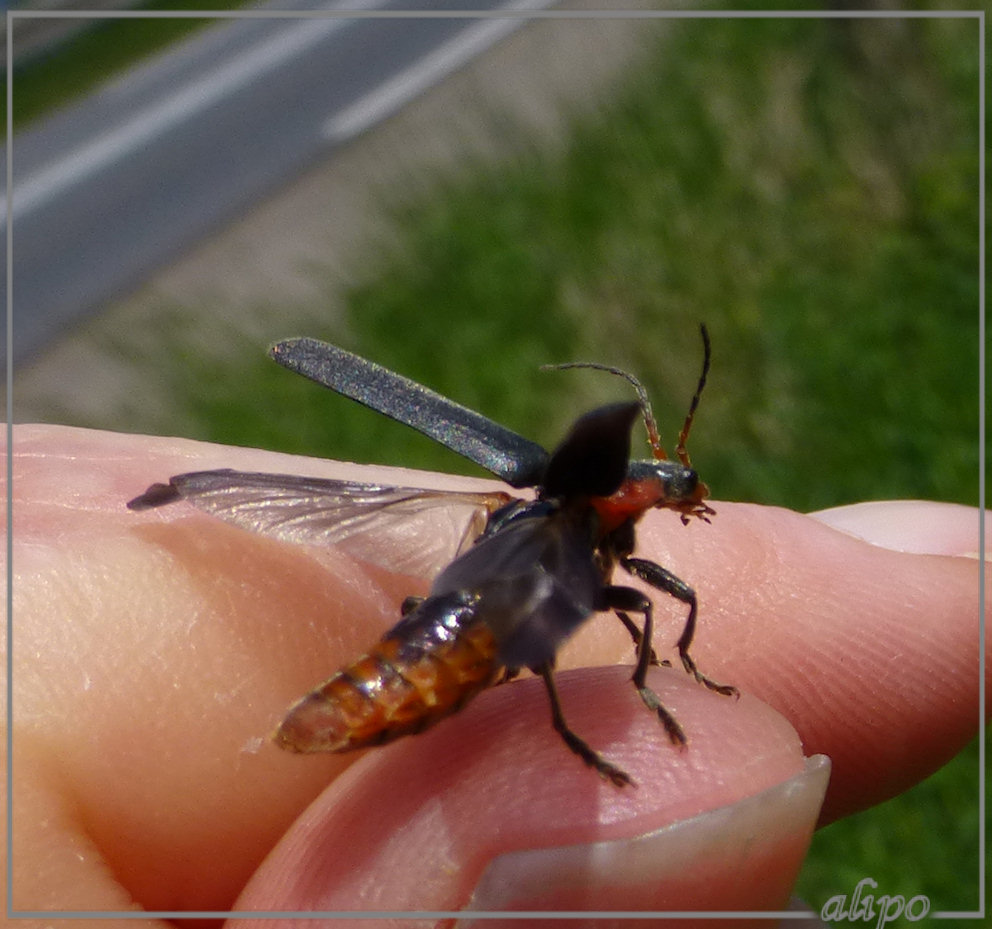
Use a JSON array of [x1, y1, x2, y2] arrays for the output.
[[496, 666, 521, 685], [621, 557, 738, 699], [613, 610, 670, 668], [603, 586, 686, 746], [400, 596, 424, 616], [537, 663, 634, 788]]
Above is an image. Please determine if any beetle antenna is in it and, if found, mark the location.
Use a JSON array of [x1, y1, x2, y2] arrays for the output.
[[675, 324, 710, 469], [541, 361, 668, 460]]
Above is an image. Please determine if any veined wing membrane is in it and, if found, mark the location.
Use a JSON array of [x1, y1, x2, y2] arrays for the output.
[[128, 469, 513, 578]]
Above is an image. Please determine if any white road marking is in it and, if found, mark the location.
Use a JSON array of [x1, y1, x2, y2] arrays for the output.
[[321, 0, 557, 143], [3, 0, 387, 221]]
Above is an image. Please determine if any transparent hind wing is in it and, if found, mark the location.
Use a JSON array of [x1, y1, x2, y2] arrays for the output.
[[129, 469, 512, 578]]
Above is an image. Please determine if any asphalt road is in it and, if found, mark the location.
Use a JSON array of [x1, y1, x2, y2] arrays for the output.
[[5, 0, 554, 361]]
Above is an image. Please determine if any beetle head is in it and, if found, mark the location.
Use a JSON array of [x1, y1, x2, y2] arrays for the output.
[[624, 458, 714, 525]]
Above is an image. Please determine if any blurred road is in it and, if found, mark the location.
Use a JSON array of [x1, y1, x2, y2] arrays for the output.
[[5, 0, 552, 361]]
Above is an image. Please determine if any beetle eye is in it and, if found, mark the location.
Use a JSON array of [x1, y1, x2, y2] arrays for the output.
[[664, 468, 697, 500]]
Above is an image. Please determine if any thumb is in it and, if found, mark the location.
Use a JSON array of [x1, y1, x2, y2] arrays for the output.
[[234, 666, 827, 919]]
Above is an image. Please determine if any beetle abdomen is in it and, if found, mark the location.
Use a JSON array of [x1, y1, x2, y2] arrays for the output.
[[274, 595, 500, 753]]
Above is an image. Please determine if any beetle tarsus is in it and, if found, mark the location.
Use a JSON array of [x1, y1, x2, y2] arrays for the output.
[[635, 685, 687, 746], [679, 651, 740, 698]]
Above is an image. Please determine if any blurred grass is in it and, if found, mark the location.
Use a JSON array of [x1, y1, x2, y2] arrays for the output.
[[54, 11, 981, 912]]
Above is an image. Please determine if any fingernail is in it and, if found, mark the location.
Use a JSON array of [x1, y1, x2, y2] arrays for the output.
[[457, 755, 831, 921], [811, 500, 985, 558]]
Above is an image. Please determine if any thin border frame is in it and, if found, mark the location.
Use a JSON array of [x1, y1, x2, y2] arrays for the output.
[[4, 5, 986, 921]]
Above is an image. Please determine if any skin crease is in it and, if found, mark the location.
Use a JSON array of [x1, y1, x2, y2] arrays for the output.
[[4, 423, 987, 924]]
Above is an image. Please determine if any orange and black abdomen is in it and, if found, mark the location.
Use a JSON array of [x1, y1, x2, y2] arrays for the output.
[[274, 591, 501, 753]]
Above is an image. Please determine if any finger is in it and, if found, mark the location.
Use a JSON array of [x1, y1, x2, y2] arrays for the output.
[[10, 425, 386, 911], [7, 739, 170, 927], [234, 666, 824, 918]]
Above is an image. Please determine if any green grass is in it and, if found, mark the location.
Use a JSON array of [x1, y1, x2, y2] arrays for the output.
[[8, 0, 247, 131], [799, 735, 984, 913], [159, 15, 979, 512], [51, 10, 982, 913]]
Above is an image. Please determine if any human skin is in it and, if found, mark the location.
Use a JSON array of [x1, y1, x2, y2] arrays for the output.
[[5, 424, 987, 925]]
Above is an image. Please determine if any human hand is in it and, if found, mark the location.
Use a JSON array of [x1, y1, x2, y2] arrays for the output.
[[7, 424, 985, 921]]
